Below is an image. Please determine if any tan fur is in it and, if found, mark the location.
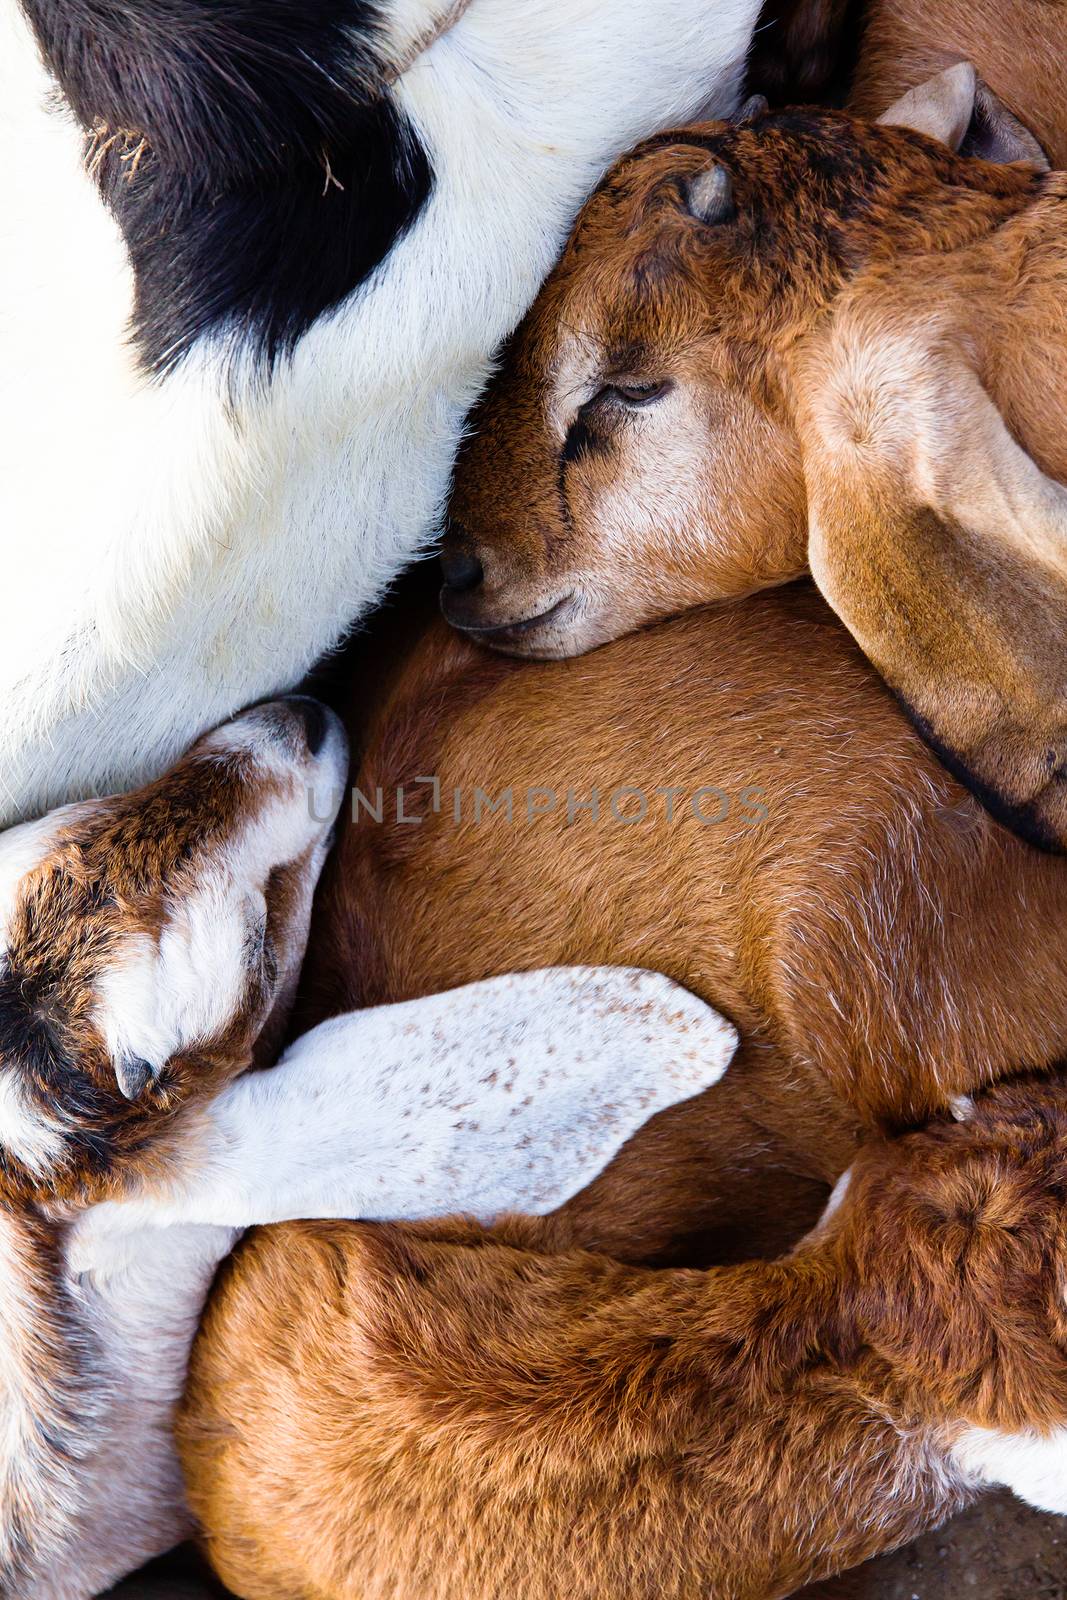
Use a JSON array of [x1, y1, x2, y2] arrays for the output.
[[182, 588, 1067, 1595], [439, 89, 1067, 844], [182, 1062, 1067, 1600]]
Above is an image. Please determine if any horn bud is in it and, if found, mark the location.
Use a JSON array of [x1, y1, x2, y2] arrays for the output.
[[115, 1053, 156, 1101], [734, 94, 769, 125], [684, 163, 734, 225]]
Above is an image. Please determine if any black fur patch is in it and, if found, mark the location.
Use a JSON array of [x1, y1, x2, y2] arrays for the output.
[[22, 1, 434, 373], [558, 403, 613, 536], [901, 702, 1066, 856], [0, 956, 126, 1188], [561, 412, 610, 469]]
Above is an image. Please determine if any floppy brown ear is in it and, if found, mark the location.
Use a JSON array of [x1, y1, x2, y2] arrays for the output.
[[878, 62, 1050, 169], [796, 313, 1067, 851]]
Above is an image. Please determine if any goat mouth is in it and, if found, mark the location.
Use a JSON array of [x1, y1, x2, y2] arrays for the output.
[[446, 594, 578, 648]]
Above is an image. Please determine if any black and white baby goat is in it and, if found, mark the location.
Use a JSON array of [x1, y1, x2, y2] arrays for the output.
[[2, 0, 765, 822]]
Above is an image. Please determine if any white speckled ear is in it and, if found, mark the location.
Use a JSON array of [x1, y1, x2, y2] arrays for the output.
[[70, 967, 737, 1241], [279, 965, 738, 1222]]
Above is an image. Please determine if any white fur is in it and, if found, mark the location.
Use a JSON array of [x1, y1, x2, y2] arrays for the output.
[[94, 778, 342, 1087], [0, 0, 761, 823], [73, 965, 737, 1243], [797, 1165, 853, 1247], [0, 700, 348, 1119], [951, 1424, 1067, 1515], [0, 698, 340, 1595], [0, 733, 738, 1599], [0, 1072, 66, 1180], [95, 909, 253, 1087], [21, 1224, 239, 1600], [52, 965, 735, 1597]]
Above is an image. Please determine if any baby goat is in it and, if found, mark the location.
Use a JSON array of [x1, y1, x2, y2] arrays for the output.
[[2, 0, 764, 823], [0, 700, 728, 1598], [177, 580, 1067, 1597], [440, 67, 1067, 850], [167, 57, 1067, 1600], [183, 1059, 1067, 1600], [0, 696, 347, 1596]]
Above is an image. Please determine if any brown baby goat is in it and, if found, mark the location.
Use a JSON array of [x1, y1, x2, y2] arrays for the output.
[[177, 66, 1067, 1600], [182, 586, 1067, 1599], [440, 68, 1067, 850]]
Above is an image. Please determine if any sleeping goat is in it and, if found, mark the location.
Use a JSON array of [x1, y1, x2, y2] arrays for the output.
[[0, 699, 726, 1597], [1, 0, 767, 825]]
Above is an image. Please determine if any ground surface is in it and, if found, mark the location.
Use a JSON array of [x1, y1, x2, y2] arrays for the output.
[[108, 1493, 1065, 1598], [803, 1494, 1066, 1598]]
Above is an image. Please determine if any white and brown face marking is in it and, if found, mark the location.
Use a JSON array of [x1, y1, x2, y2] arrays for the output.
[[442, 103, 1040, 661], [0, 698, 347, 1203], [486, 326, 805, 659], [438, 121, 830, 659]]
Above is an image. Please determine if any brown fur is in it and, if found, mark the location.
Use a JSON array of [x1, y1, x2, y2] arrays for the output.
[[179, 57, 1067, 1596], [850, 0, 1067, 168], [0, 700, 335, 1592], [310, 590, 1067, 1135], [182, 1064, 1067, 1600], [443, 111, 1035, 640], [181, 588, 1067, 1596], [440, 91, 1067, 845], [0, 704, 324, 1210]]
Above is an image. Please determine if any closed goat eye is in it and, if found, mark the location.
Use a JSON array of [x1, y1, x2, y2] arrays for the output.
[[598, 379, 672, 407], [561, 380, 671, 464]]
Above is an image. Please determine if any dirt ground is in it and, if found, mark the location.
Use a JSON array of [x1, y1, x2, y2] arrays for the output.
[[108, 1493, 1065, 1598], [801, 1495, 1066, 1598]]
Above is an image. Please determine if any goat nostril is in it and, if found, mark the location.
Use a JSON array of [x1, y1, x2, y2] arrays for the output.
[[282, 695, 329, 757], [440, 548, 484, 592]]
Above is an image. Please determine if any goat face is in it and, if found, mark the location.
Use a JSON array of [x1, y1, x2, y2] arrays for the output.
[[0, 699, 347, 1205], [444, 80, 1045, 662]]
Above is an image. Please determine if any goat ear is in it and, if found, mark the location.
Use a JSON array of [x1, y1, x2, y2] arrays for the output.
[[796, 314, 1067, 851], [878, 63, 1049, 168], [732, 94, 769, 126], [877, 61, 978, 149], [114, 1054, 156, 1102], [964, 82, 1050, 170], [683, 163, 734, 225]]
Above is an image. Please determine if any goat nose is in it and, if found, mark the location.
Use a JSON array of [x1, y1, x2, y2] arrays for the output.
[[440, 547, 484, 592]]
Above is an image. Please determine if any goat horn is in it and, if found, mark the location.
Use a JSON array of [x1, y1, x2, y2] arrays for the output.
[[684, 164, 734, 225], [734, 94, 769, 125], [115, 1053, 156, 1101]]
